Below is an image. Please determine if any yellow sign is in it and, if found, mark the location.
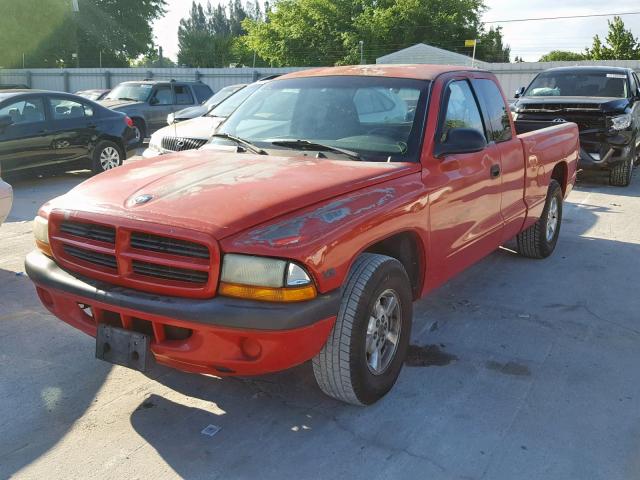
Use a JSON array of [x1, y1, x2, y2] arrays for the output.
[[465, 40, 477, 47]]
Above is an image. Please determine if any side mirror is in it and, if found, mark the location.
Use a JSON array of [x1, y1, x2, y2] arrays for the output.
[[149, 97, 159, 106], [514, 86, 526, 99], [0, 114, 14, 130], [434, 128, 487, 158]]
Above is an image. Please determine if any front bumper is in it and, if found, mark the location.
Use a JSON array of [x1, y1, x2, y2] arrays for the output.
[[578, 130, 636, 170], [26, 251, 339, 376]]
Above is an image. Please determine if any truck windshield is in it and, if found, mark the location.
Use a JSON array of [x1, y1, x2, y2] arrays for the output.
[[216, 76, 429, 162], [525, 71, 629, 98], [105, 84, 153, 102]]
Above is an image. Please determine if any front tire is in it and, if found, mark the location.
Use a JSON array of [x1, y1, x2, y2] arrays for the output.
[[92, 140, 123, 175], [516, 179, 563, 259], [609, 144, 635, 187], [312, 253, 413, 406]]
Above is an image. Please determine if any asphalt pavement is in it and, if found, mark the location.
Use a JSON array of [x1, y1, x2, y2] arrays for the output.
[[1, 167, 639, 480]]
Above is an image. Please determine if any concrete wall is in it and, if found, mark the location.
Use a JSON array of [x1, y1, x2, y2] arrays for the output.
[[2, 60, 640, 98], [0, 67, 304, 93]]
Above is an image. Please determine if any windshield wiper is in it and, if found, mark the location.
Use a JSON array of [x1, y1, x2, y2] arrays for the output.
[[270, 139, 361, 161], [211, 133, 268, 155]]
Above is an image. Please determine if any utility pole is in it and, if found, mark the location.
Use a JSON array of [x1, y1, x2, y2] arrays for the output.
[[158, 46, 164, 68], [359, 41, 364, 65], [22, 53, 25, 69], [465, 39, 478, 68], [71, 0, 80, 68]]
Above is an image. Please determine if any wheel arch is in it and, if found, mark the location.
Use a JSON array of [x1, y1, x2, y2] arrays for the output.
[[551, 161, 568, 196], [351, 230, 426, 300]]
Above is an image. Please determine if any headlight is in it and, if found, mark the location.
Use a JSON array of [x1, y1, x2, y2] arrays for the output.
[[610, 113, 632, 131], [511, 112, 519, 121], [219, 254, 316, 302], [148, 134, 162, 151], [167, 113, 175, 124], [33, 216, 52, 257]]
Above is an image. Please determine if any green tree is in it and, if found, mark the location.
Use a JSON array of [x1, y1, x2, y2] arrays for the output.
[[586, 16, 640, 60], [476, 27, 510, 62], [242, 0, 502, 67], [539, 50, 586, 62], [0, 0, 166, 68], [178, 0, 263, 67]]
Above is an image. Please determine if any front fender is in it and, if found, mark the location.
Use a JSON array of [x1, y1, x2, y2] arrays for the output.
[[219, 173, 430, 294]]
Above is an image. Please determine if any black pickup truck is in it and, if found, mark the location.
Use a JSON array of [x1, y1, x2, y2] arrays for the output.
[[513, 66, 640, 186]]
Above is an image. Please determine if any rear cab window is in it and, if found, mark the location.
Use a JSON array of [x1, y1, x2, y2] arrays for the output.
[[472, 79, 512, 143]]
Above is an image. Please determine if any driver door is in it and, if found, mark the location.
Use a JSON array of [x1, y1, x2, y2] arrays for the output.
[[425, 79, 504, 281]]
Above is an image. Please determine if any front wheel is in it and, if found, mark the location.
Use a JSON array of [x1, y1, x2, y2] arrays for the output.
[[312, 253, 413, 406], [609, 144, 635, 187], [92, 140, 123, 175], [516, 179, 563, 259]]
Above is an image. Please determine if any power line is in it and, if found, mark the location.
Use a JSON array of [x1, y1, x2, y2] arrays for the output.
[[484, 10, 640, 24]]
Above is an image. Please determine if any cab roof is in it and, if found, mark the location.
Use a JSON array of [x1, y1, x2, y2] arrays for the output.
[[279, 64, 485, 81], [541, 66, 633, 74]]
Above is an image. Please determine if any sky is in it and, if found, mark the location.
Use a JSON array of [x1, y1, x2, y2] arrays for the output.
[[152, 0, 640, 63]]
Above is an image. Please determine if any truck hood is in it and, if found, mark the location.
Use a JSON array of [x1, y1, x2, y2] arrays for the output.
[[155, 116, 222, 140], [52, 150, 419, 239], [515, 96, 630, 114], [98, 99, 145, 110]]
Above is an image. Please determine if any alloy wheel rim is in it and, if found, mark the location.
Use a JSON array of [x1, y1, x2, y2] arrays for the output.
[[133, 126, 141, 142], [365, 289, 402, 375], [100, 147, 120, 170], [546, 196, 559, 242]]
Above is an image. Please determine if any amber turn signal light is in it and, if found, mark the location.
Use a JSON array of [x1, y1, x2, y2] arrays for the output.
[[219, 282, 317, 303]]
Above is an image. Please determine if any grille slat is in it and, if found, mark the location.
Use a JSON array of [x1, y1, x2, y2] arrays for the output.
[[161, 136, 208, 152], [60, 221, 116, 244], [131, 232, 210, 259], [132, 260, 208, 284], [64, 245, 117, 270]]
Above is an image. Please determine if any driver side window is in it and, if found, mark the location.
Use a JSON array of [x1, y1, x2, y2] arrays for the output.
[[440, 81, 484, 142]]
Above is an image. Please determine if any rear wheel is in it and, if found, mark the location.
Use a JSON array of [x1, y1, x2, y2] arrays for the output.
[[92, 140, 123, 175], [609, 144, 635, 187], [516, 179, 563, 259], [312, 253, 413, 406]]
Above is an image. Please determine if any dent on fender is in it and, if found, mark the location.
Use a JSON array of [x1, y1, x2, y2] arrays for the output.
[[236, 188, 398, 247]]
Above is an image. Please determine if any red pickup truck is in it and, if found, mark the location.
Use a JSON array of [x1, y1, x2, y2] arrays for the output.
[[26, 65, 579, 405]]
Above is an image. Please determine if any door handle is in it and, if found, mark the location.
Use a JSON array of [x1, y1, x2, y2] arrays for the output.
[[490, 164, 501, 178]]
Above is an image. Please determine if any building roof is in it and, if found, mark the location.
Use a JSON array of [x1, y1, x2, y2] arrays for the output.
[[376, 43, 488, 68], [279, 64, 482, 81]]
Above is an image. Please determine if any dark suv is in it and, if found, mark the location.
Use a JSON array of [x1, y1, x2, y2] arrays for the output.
[[513, 66, 640, 186], [99, 80, 213, 144]]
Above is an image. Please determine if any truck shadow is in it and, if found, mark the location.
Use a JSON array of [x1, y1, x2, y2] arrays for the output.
[[129, 231, 640, 477], [0, 268, 111, 478]]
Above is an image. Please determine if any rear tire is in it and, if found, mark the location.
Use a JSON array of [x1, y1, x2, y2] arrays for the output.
[[609, 145, 635, 187], [312, 253, 413, 406], [92, 140, 123, 175], [516, 179, 563, 259]]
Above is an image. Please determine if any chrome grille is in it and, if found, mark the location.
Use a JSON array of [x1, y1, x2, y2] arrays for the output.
[[161, 136, 208, 152]]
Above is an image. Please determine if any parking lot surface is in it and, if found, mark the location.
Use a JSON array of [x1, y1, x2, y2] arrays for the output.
[[1, 169, 639, 480]]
